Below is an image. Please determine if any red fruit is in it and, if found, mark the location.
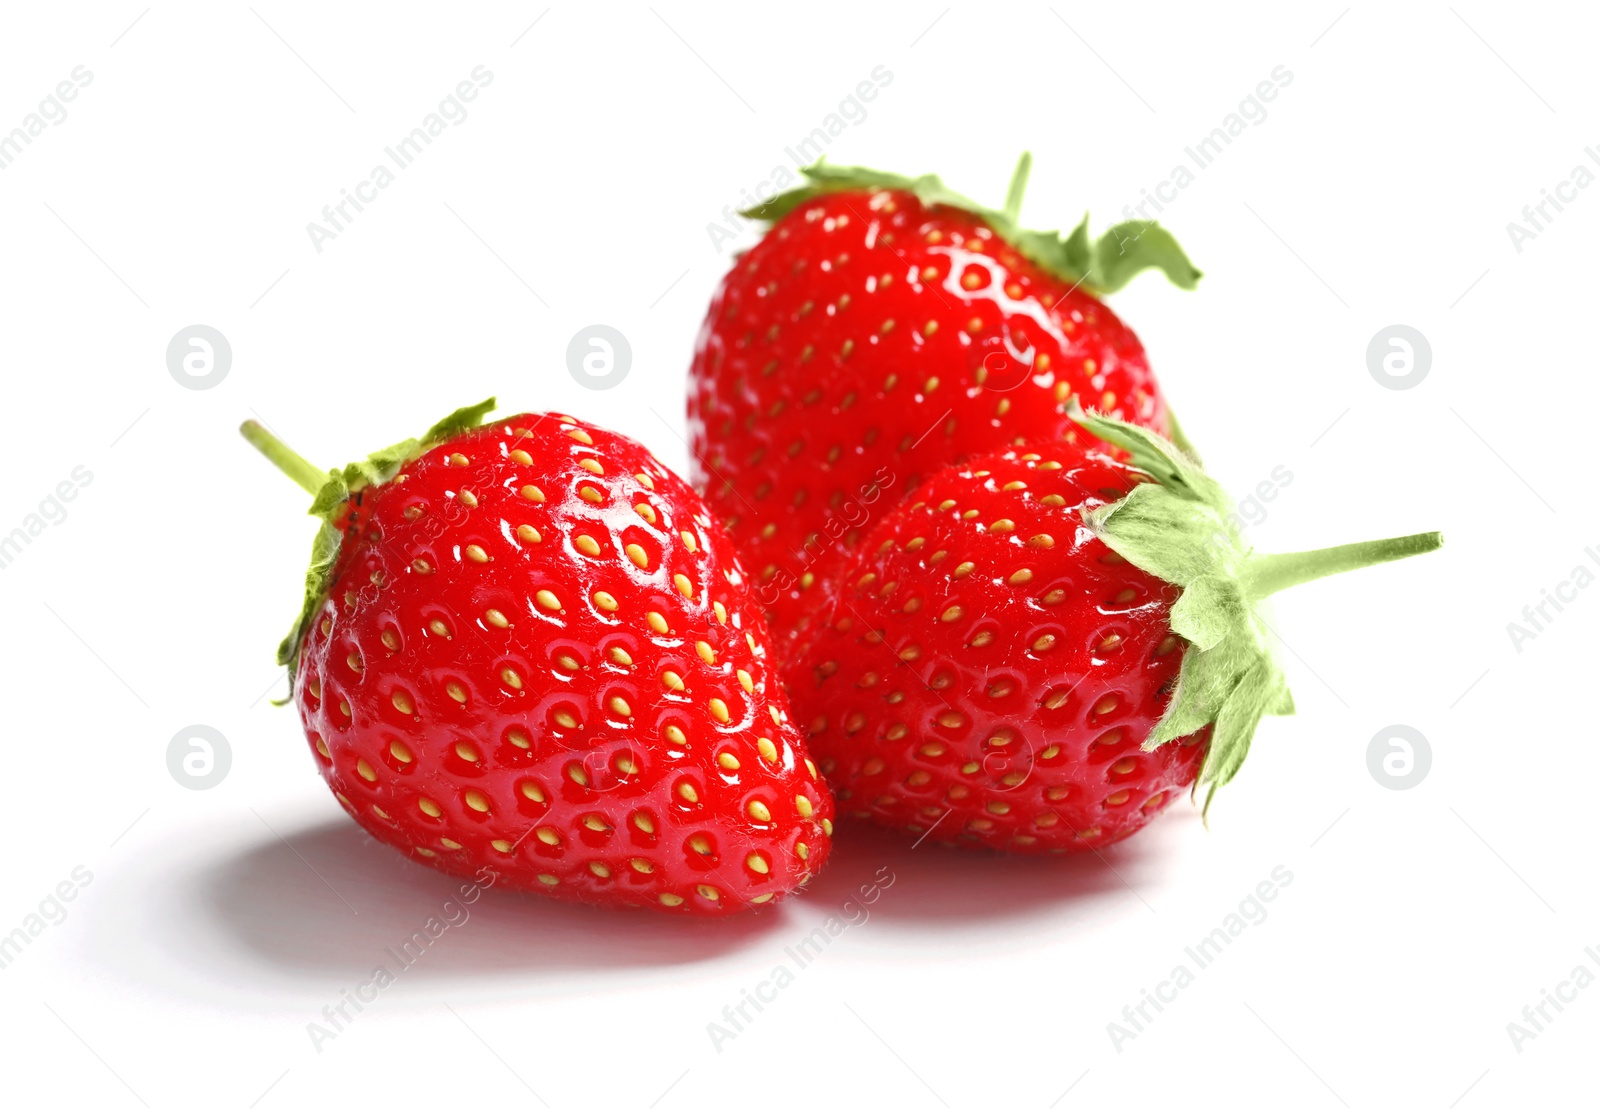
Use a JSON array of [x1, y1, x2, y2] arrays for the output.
[[792, 406, 1441, 853], [243, 401, 832, 914], [690, 156, 1201, 654]]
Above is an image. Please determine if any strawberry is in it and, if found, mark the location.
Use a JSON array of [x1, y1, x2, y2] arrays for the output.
[[791, 405, 1441, 852], [690, 155, 1202, 655], [242, 400, 833, 914]]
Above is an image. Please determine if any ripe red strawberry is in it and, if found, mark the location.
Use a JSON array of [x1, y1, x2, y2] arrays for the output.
[[690, 155, 1201, 655], [792, 406, 1441, 852], [243, 400, 832, 914]]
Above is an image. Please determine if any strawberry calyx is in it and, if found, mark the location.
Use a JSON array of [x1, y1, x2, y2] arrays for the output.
[[240, 397, 498, 683], [1066, 401, 1443, 813], [741, 153, 1203, 295]]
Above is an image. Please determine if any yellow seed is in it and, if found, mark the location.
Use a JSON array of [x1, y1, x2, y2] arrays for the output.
[[415, 848, 437, 858], [625, 543, 649, 569], [662, 670, 685, 692], [575, 534, 601, 557], [746, 800, 771, 823], [465, 544, 489, 564], [664, 724, 687, 746], [517, 524, 541, 544], [796, 842, 810, 860], [445, 681, 467, 703], [674, 573, 694, 598], [484, 608, 509, 628], [1029, 533, 1055, 548], [567, 428, 594, 445], [520, 781, 546, 802], [391, 691, 414, 715], [718, 752, 740, 770], [537, 873, 560, 886], [822, 819, 834, 836], [535, 827, 559, 845], [697, 884, 720, 901], [660, 893, 684, 907], [747, 853, 771, 874], [455, 742, 480, 762], [713, 601, 728, 624], [680, 530, 698, 552], [356, 758, 377, 781], [583, 814, 609, 831], [412, 557, 433, 574], [609, 646, 633, 666], [465, 790, 490, 812], [500, 668, 523, 690], [457, 490, 478, 508], [635, 503, 657, 524], [579, 457, 603, 475], [552, 709, 578, 729], [696, 640, 716, 665], [509, 449, 532, 466], [689, 836, 712, 856], [709, 697, 731, 723], [579, 485, 604, 504], [631, 857, 654, 873], [941, 605, 964, 622], [677, 781, 699, 803], [737, 669, 754, 694], [953, 561, 975, 578], [389, 741, 413, 763], [520, 484, 545, 502], [593, 590, 619, 612], [632, 811, 656, 833], [1009, 568, 1034, 585], [566, 762, 590, 786], [535, 589, 562, 612], [419, 797, 441, 817], [758, 737, 778, 763], [795, 795, 814, 818], [647, 611, 669, 634], [491, 839, 513, 852], [609, 695, 633, 718], [314, 736, 330, 759], [430, 619, 453, 637]]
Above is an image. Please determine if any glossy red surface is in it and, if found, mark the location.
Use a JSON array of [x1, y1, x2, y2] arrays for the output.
[[793, 444, 1206, 853], [294, 413, 833, 914], [690, 187, 1171, 656]]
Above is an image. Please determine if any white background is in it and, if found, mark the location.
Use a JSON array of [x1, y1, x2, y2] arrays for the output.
[[0, 2, 1593, 1112]]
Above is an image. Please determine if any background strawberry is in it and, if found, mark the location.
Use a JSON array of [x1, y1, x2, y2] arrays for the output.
[[244, 400, 832, 914], [791, 406, 1441, 852], [689, 155, 1201, 655]]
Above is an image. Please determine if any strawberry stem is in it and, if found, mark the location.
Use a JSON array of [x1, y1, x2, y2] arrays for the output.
[[240, 420, 327, 497], [1245, 531, 1444, 600], [1002, 151, 1032, 224]]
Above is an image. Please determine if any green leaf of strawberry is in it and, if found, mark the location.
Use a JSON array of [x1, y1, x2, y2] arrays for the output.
[[1069, 401, 1443, 810], [742, 153, 1202, 294]]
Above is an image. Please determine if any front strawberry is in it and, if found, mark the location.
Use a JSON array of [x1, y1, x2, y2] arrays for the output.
[[244, 401, 832, 914], [792, 405, 1441, 852], [690, 155, 1201, 657]]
